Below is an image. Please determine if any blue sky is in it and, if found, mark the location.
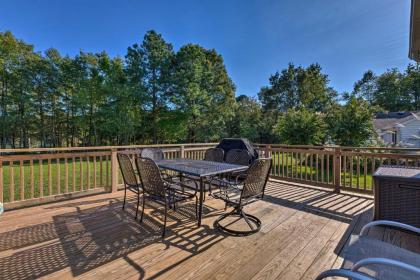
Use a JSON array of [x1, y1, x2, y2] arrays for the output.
[[0, 0, 413, 97]]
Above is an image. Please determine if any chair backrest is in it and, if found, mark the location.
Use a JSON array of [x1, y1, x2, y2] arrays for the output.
[[117, 153, 139, 187], [204, 148, 224, 162], [225, 149, 252, 166], [135, 157, 166, 197], [140, 148, 164, 161], [241, 158, 272, 200]]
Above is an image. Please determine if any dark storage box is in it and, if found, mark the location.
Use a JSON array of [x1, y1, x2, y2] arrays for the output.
[[373, 166, 420, 227]]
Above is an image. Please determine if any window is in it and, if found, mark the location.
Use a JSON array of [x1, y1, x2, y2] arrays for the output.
[[392, 131, 397, 145]]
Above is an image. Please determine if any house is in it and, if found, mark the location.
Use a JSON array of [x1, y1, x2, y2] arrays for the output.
[[374, 111, 420, 147]]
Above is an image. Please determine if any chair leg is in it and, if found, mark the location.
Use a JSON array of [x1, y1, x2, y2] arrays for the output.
[[122, 186, 127, 210], [135, 191, 140, 219], [140, 195, 145, 223], [162, 198, 168, 239], [195, 195, 198, 219]]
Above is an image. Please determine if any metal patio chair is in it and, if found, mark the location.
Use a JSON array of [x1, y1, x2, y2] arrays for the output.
[[204, 148, 224, 162], [140, 148, 164, 160], [135, 157, 198, 238], [117, 153, 142, 219], [212, 158, 272, 236], [315, 220, 420, 280]]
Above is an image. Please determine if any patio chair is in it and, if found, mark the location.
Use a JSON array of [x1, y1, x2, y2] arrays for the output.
[[212, 148, 253, 197], [204, 148, 224, 162], [135, 157, 198, 238], [315, 220, 420, 280], [211, 158, 272, 236], [225, 148, 252, 166], [117, 153, 142, 219], [140, 148, 164, 160]]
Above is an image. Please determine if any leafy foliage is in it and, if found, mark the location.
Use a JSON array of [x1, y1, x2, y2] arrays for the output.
[[327, 97, 375, 146], [0, 30, 415, 148], [275, 108, 326, 145]]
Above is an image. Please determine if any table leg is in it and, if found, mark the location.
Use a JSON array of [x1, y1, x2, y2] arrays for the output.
[[198, 177, 204, 227]]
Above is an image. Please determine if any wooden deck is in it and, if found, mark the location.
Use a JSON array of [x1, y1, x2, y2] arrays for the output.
[[0, 180, 418, 280]]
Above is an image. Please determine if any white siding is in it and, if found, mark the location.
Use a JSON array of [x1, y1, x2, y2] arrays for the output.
[[399, 119, 420, 147]]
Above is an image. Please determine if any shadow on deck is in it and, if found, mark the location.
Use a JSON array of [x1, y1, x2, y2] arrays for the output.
[[0, 180, 416, 280]]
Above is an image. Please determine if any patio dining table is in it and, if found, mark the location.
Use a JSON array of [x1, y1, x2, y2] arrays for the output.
[[155, 158, 248, 227]]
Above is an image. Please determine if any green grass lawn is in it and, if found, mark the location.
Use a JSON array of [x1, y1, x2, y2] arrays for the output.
[[2, 158, 112, 203]]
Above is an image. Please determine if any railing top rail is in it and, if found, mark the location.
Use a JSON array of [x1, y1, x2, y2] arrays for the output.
[[0, 143, 217, 154], [255, 144, 420, 152]]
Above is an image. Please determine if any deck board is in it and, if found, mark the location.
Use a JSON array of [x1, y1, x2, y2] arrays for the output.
[[0, 180, 418, 280]]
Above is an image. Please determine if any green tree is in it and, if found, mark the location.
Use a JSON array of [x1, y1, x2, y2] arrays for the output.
[[328, 97, 375, 146], [172, 44, 235, 142], [126, 30, 174, 143], [227, 95, 262, 142], [258, 63, 336, 113], [274, 108, 326, 145]]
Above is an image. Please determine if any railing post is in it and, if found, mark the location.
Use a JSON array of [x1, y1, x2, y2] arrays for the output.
[[333, 148, 341, 193], [180, 145, 185, 158], [111, 148, 118, 193], [265, 145, 271, 158]]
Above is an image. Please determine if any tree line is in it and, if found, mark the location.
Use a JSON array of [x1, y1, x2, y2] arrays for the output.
[[0, 30, 419, 148]]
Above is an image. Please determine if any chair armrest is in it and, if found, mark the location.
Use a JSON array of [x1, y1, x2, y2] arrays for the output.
[[360, 220, 420, 236], [351, 257, 420, 275], [315, 269, 374, 280]]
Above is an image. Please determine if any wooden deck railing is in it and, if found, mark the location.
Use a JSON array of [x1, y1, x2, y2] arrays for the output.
[[257, 145, 420, 195], [1, 143, 420, 209], [0, 143, 214, 209]]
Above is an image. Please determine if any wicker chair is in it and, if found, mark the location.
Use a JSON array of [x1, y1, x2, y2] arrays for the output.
[[225, 149, 252, 166], [135, 157, 198, 238], [117, 153, 142, 219], [204, 148, 224, 162], [211, 158, 272, 235], [140, 148, 164, 160]]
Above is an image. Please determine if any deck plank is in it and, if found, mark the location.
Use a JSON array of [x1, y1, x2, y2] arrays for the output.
[[1, 180, 418, 280]]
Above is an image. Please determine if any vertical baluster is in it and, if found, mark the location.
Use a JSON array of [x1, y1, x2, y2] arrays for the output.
[[30, 159, 34, 198], [321, 154, 324, 183], [326, 154, 330, 184], [87, 156, 90, 190], [106, 155, 110, 188], [300, 153, 303, 180], [20, 160, 24, 200], [93, 156, 97, 189], [281, 151, 285, 177], [65, 158, 69, 193], [343, 156, 347, 187], [309, 154, 313, 182], [9, 161, 14, 202], [72, 157, 76, 192], [100, 155, 103, 188], [304, 153, 308, 180], [48, 158, 52, 196], [315, 154, 319, 182], [295, 152, 298, 179], [363, 156, 367, 190], [291, 152, 294, 178], [39, 159, 43, 197], [80, 156, 83, 191], [57, 158, 61, 194], [371, 157, 376, 189]]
